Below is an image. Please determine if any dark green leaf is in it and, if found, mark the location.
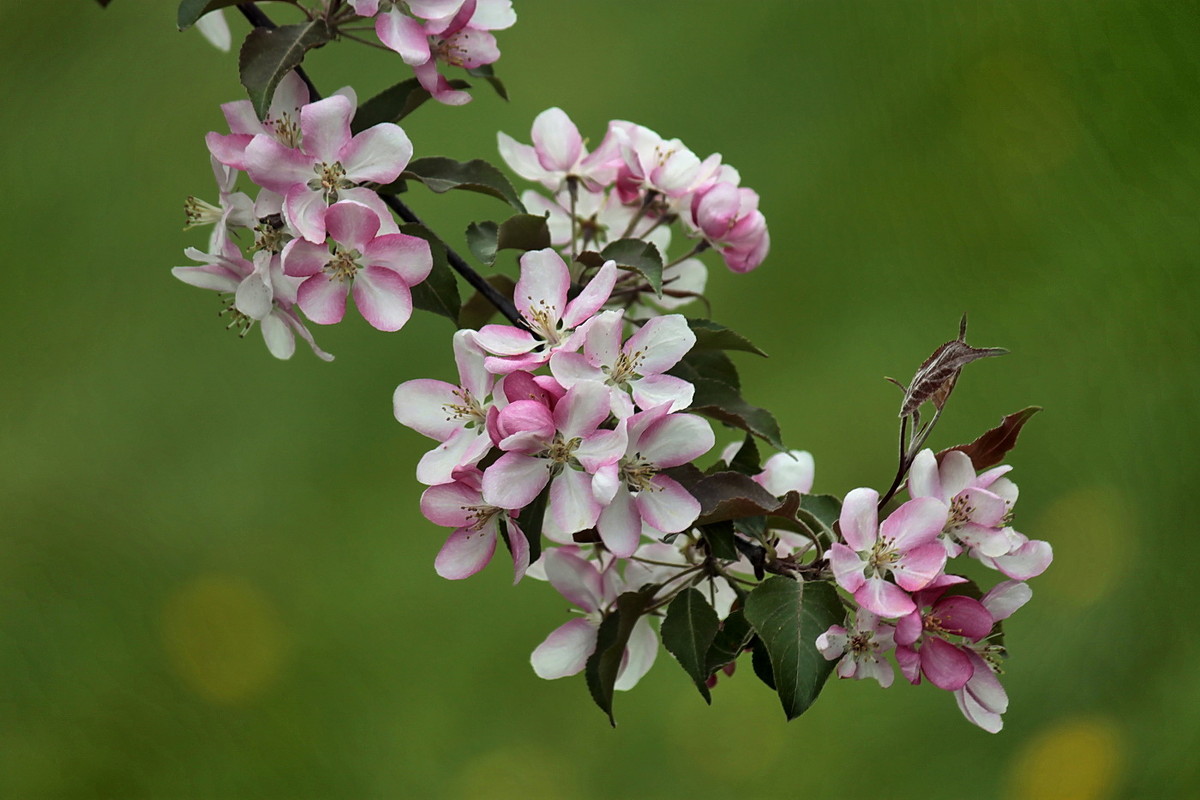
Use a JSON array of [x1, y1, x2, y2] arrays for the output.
[[599, 239, 664, 296], [179, 0, 249, 29], [688, 319, 768, 357], [403, 157, 525, 211], [728, 432, 761, 476], [400, 224, 461, 323], [705, 610, 753, 677], [465, 221, 499, 267], [939, 406, 1042, 471], [744, 578, 844, 721], [698, 522, 739, 561], [795, 493, 841, 543], [585, 590, 653, 726], [514, 481, 549, 566], [688, 378, 785, 451], [238, 20, 331, 120], [662, 588, 721, 703], [351, 77, 471, 133], [749, 635, 776, 690], [669, 349, 740, 391], [458, 274, 516, 330], [466, 64, 508, 100], [496, 213, 552, 253]]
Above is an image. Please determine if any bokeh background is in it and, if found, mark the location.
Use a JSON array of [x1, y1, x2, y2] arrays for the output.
[[3, 1, 1198, 797]]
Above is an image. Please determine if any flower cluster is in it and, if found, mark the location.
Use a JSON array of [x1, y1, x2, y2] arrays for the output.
[[348, 0, 515, 105], [498, 108, 771, 309], [819, 449, 1052, 732], [175, 72, 433, 357]]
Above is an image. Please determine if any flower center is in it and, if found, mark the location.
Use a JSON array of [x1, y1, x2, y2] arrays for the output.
[[308, 161, 354, 203], [946, 495, 975, 530], [252, 215, 289, 254], [619, 455, 658, 493], [326, 246, 361, 282], [522, 299, 564, 346], [442, 388, 486, 427], [184, 196, 222, 228], [545, 433, 582, 466], [604, 350, 642, 387], [866, 539, 899, 577], [463, 503, 502, 532], [848, 630, 877, 657], [266, 111, 302, 148], [218, 295, 254, 338]]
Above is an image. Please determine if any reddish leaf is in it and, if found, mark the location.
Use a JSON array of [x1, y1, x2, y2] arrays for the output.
[[939, 406, 1042, 471]]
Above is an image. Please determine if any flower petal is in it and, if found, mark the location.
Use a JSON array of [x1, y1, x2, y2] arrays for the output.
[[531, 618, 597, 680], [839, 487, 879, 552], [481, 452, 550, 509], [434, 524, 497, 580]]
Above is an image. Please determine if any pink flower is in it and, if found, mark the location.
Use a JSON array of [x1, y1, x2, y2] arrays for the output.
[[481, 381, 625, 535], [816, 610, 897, 687], [609, 121, 710, 204], [549, 310, 697, 417], [590, 404, 714, 557], [894, 580, 994, 691], [420, 467, 529, 583], [954, 649, 1009, 733], [529, 547, 657, 689], [686, 181, 770, 273], [184, 155, 256, 255], [827, 488, 949, 618], [498, 108, 621, 192], [393, 330, 498, 484], [172, 241, 332, 361], [473, 248, 618, 374], [281, 200, 431, 331], [206, 70, 311, 171], [908, 449, 1015, 558], [244, 94, 412, 242]]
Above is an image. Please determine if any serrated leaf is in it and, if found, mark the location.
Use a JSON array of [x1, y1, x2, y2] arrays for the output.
[[898, 318, 1008, 417], [585, 591, 652, 726], [239, 20, 331, 120], [514, 481, 549, 566], [351, 77, 471, 133], [795, 494, 841, 542], [599, 239, 664, 296], [402, 157, 525, 211], [688, 378, 785, 451], [727, 432, 761, 476], [496, 213, 551, 252], [705, 610, 753, 677], [662, 588, 721, 703], [400, 224, 461, 323], [744, 577, 844, 720], [939, 406, 1041, 471], [692, 471, 785, 526], [465, 221, 499, 266], [466, 64, 508, 100], [669, 349, 740, 391], [688, 319, 767, 357], [458, 274, 516, 330]]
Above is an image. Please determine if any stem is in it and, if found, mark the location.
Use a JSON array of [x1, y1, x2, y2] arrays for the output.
[[620, 190, 658, 240], [235, 3, 529, 331], [567, 176, 579, 265], [666, 239, 709, 269]]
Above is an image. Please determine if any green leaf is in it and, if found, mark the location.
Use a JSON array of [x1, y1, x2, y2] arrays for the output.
[[744, 578, 844, 721], [497, 213, 552, 252], [727, 432, 761, 476], [458, 274, 516, 330], [179, 0, 247, 29], [238, 20, 331, 120], [466, 64, 509, 100], [465, 221, 499, 267], [514, 481, 549, 566], [687, 319, 768, 357], [398, 224, 460, 323], [795, 494, 841, 543], [662, 588, 721, 703], [403, 157, 525, 211], [705, 610, 753, 677], [599, 239, 664, 297], [669, 349, 740, 391], [688, 377, 785, 451], [749, 635, 776, 690], [698, 521, 739, 561], [351, 77, 471, 133], [585, 591, 653, 726], [939, 406, 1042, 471]]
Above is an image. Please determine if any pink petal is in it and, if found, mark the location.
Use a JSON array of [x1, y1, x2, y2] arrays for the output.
[[325, 200, 381, 252], [839, 487, 879, 552], [758, 450, 815, 497], [259, 312, 296, 360], [474, 324, 537, 356], [375, 8, 431, 64], [855, 577, 916, 619], [891, 542, 947, 592], [981, 580, 1032, 622], [281, 237, 330, 278], [630, 374, 694, 414], [413, 59, 472, 106], [614, 616, 658, 691], [907, 448, 942, 500], [171, 265, 240, 293], [300, 95, 354, 164], [531, 618, 597, 680], [363, 232, 433, 286], [597, 486, 642, 558], [342, 123, 413, 184], [573, 427, 627, 474], [514, 248, 569, 326], [531, 107, 583, 173], [285, 185, 330, 243], [933, 596, 993, 641], [497, 133, 549, 184], [420, 480, 480, 527], [895, 644, 922, 685], [392, 378, 466, 440], [636, 412, 714, 468], [503, 518, 531, 584], [244, 135, 314, 193], [561, 260, 617, 328], [827, 543, 866, 593], [920, 637, 973, 691], [550, 468, 602, 534], [415, 427, 487, 486], [625, 314, 695, 374], [481, 452, 550, 509], [939, 451, 977, 498], [548, 350, 602, 389], [894, 610, 923, 647], [637, 475, 700, 534], [441, 29, 499, 68], [434, 524, 497, 579], [986, 538, 1053, 580], [206, 131, 254, 171], [881, 496, 949, 552], [453, 330, 492, 399], [297, 274, 348, 325], [221, 99, 265, 136], [553, 381, 613, 439], [543, 547, 603, 611], [353, 266, 413, 331], [958, 487, 1009, 528], [582, 309, 624, 368]]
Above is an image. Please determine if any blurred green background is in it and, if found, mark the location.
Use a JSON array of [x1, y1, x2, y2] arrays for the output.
[[2, 1, 1198, 797]]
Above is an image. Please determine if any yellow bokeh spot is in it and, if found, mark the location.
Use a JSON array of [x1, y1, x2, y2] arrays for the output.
[[161, 574, 287, 704], [1008, 716, 1124, 800], [453, 745, 579, 800], [1032, 486, 1129, 607]]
